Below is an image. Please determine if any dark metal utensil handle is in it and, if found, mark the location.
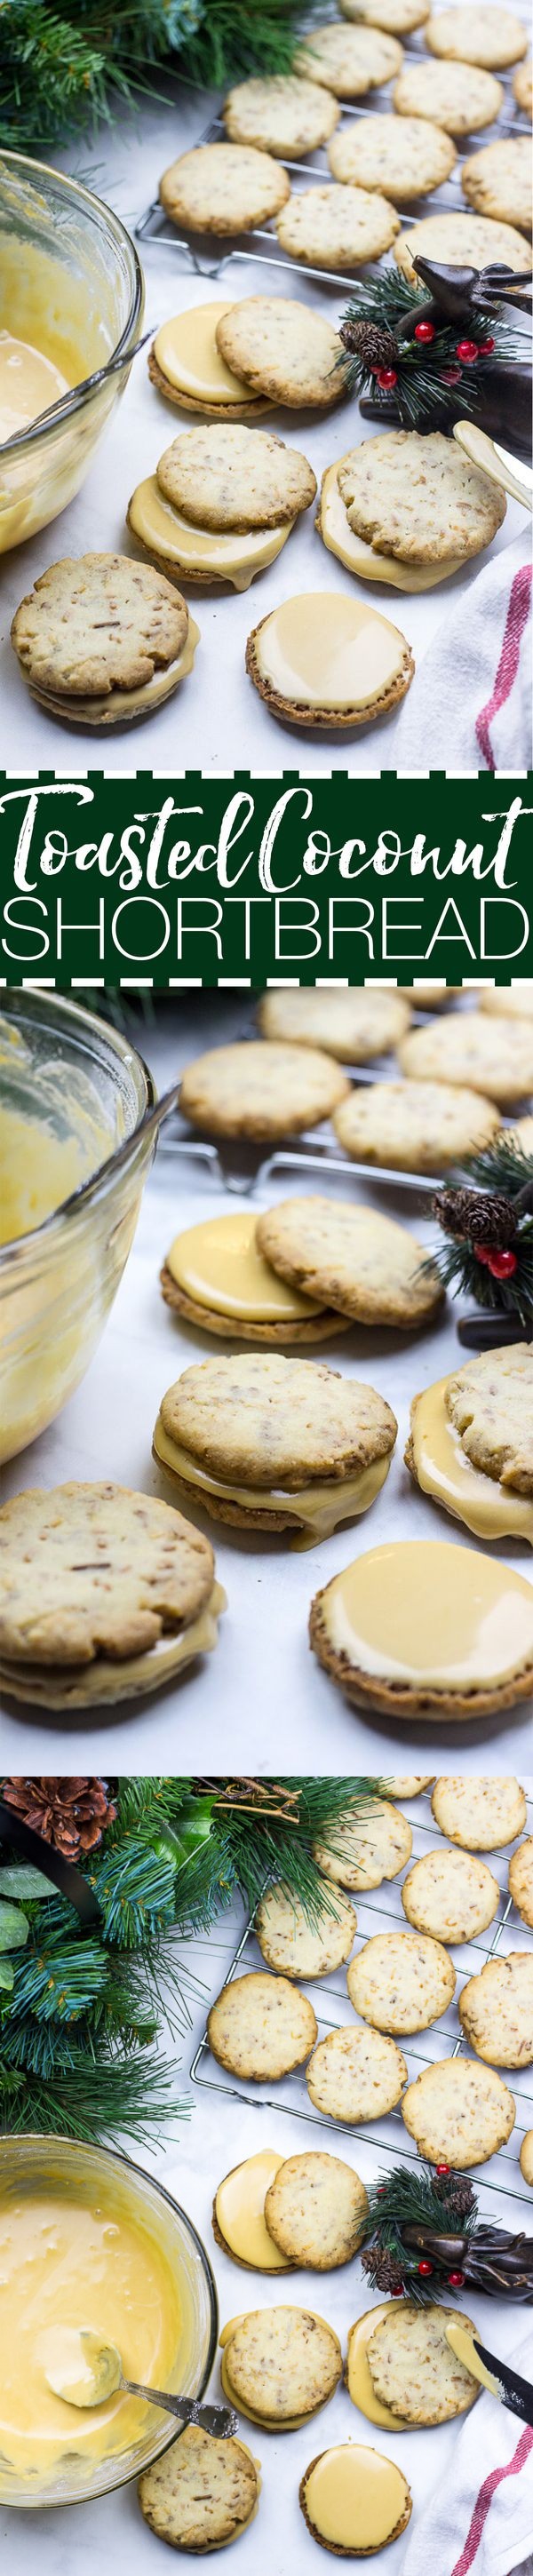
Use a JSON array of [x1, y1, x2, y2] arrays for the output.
[[122, 2380, 238, 2437]]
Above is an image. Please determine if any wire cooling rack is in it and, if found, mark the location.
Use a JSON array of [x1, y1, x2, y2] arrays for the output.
[[155, 992, 533, 1201], [135, 8, 530, 283], [156, 1112, 442, 1199], [190, 1785, 533, 2214]]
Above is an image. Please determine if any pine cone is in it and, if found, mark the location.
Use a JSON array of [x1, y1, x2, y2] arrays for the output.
[[1, 1777, 116, 1860], [339, 319, 399, 370], [361, 2245, 405, 2293], [433, 1187, 517, 1249], [435, 2174, 475, 2220]]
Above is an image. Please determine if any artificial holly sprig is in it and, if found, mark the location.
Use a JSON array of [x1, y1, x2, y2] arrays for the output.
[[361, 2161, 477, 2305], [361, 2159, 533, 2303], [339, 268, 524, 431], [433, 1139, 533, 1331]]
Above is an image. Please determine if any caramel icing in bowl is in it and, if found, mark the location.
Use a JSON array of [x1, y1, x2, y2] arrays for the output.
[[0, 154, 143, 551], [0, 2135, 217, 2508], [0, 991, 156, 1463]]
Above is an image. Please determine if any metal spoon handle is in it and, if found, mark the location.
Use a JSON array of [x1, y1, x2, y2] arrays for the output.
[[121, 2379, 238, 2437]]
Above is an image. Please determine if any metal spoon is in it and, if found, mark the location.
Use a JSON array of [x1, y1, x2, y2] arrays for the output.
[[45, 2329, 237, 2437], [1, 327, 155, 451]]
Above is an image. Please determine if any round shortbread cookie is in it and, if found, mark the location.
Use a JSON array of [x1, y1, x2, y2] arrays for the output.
[[265, 2152, 369, 2269], [159, 1352, 397, 1490], [314, 1802, 412, 1891], [295, 23, 403, 94], [159, 142, 290, 235], [309, 1540, 533, 1723], [399, 984, 463, 1006], [402, 1848, 500, 1942], [521, 2130, 533, 2182], [398, 1011, 533, 1103], [509, 1839, 533, 1928], [329, 113, 456, 198], [337, 431, 505, 568], [11, 553, 188, 700], [480, 982, 533, 1017], [306, 2023, 407, 2122], [207, 1972, 317, 2079], [299, 2443, 412, 2556], [212, 2150, 293, 2273], [340, 0, 429, 27], [514, 57, 532, 114], [256, 1883, 357, 1979], [386, 1777, 434, 1795], [222, 75, 340, 155], [426, 7, 528, 68], [431, 1777, 527, 1851], [402, 2055, 516, 2166], [347, 1929, 456, 2033], [246, 591, 414, 729], [462, 138, 532, 232], [216, 298, 351, 410], [333, 1078, 499, 1175], [367, 2303, 479, 2425], [0, 1481, 214, 1668], [507, 1115, 533, 1156], [179, 1040, 349, 1140], [393, 59, 505, 129], [394, 208, 529, 279], [256, 1198, 442, 1330], [276, 182, 401, 269], [258, 985, 410, 1059], [156, 424, 316, 532], [223, 2307, 343, 2421], [445, 1347, 533, 1499], [159, 1212, 346, 1347], [459, 1952, 533, 2066], [138, 2424, 260, 2550]]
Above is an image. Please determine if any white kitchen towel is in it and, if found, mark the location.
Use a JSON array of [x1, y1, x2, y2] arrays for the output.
[[393, 534, 532, 772], [402, 2326, 533, 2576]]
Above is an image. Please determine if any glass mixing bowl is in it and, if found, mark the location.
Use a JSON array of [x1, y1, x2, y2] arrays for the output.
[[0, 152, 144, 551], [0, 2133, 219, 2508], [0, 990, 166, 1464]]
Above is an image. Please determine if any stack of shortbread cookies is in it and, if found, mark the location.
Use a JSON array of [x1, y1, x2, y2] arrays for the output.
[[128, 420, 316, 593]]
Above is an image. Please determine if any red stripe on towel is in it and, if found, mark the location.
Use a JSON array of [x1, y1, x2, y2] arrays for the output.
[[475, 562, 532, 769], [450, 2424, 533, 2574]]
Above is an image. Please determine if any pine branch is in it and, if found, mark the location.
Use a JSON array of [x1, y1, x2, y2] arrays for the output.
[[0, 0, 314, 150], [183, 0, 313, 85], [0, 2041, 187, 2146]]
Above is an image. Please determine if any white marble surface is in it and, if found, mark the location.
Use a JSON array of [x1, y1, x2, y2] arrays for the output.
[[3, 1837, 533, 2576], [0, 45, 528, 775], [1, 992, 532, 1774]]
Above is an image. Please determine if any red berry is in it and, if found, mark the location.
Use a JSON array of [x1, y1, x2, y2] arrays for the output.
[[473, 1244, 491, 1265], [456, 339, 480, 362], [435, 2164, 450, 2176], [486, 1247, 518, 1279], [414, 320, 435, 343], [448, 2270, 465, 2288], [441, 364, 462, 384], [478, 337, 495, 354], [418, 2260, 433, 2277], [391, 2284, 405, 2296], [376, 366, 398, 388]]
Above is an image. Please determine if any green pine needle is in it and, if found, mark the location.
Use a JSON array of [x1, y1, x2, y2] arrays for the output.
[[0, 0, 314, 149], [0, 2043, 187, 2146]]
